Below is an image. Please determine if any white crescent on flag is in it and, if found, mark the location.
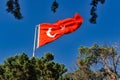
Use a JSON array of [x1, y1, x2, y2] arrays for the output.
[[46, 28, 57, 38]]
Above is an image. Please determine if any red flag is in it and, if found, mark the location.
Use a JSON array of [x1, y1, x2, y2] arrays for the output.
[[37, 13, 83, 47]]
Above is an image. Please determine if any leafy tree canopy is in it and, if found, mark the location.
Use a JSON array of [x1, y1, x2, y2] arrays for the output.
[[0, 52, 67, 80], [65, 43, 120, 80]]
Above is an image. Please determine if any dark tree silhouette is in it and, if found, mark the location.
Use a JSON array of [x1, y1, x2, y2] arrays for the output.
[[6, 0, 23, 19], [6, 0, 105, 24]]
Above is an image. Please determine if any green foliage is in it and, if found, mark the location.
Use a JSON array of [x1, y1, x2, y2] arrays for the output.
[[65, 43, 120, 80], [0, 52, 67, 80], [45, 52, 54, 61]]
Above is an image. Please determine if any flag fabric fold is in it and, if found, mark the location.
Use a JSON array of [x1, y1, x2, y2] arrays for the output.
[[37, 13, 83, 48]]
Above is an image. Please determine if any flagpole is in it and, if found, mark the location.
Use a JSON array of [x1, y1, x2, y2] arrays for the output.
[[32, 25, 38, 57]]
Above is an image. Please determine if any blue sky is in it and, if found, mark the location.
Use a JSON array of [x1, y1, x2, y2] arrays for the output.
[[0, 0, 120, 71]]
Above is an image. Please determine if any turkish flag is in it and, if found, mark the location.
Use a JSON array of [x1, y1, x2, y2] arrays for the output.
[[37, 13, 83, 47]]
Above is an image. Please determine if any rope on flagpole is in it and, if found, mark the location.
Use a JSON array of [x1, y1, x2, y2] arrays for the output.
[[32, 25, 38, 57]]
